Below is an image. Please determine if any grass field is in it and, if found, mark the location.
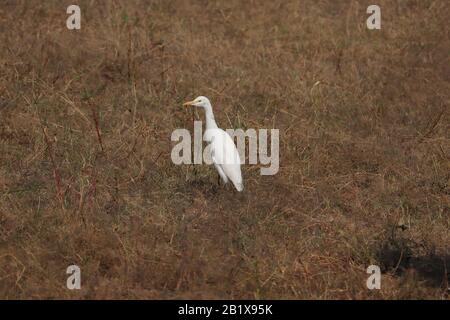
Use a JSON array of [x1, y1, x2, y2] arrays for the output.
[[0, 0, 449, 299]]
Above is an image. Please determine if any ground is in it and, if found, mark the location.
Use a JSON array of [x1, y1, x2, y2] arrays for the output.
[[0, 0, 449, 299]]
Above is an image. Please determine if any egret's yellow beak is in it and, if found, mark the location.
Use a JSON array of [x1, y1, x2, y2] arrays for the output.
[[183, 100, 195, 107]]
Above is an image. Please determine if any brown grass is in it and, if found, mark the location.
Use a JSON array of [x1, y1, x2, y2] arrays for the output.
[[0, 0, 449, 299]]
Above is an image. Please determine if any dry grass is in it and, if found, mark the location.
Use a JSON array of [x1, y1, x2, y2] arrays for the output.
[[0, 0, 449, 299]]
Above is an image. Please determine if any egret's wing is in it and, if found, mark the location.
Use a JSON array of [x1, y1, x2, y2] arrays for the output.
[[213, 163, 228, 183], [211, 129, 243, 191]]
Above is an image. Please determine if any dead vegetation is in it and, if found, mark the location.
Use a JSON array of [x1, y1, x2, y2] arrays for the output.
[[0, 0, 449, 299]]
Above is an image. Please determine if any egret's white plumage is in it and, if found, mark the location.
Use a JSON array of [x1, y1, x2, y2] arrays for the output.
[[183, 96, 243, 192]]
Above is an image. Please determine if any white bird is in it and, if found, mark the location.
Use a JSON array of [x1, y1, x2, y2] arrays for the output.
[[183, 96, 244, 192]]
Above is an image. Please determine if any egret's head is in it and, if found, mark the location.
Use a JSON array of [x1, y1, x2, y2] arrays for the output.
[[183, 96, 211, 108]]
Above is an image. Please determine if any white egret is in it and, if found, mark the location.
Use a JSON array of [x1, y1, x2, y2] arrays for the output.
[[183, 96, 244, 192]]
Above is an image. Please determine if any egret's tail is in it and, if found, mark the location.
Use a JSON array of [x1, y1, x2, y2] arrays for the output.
[[234, 182, 244, 192]]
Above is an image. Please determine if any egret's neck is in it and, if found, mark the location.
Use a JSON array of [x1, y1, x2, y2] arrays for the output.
[[203, 103, 218, 130]]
